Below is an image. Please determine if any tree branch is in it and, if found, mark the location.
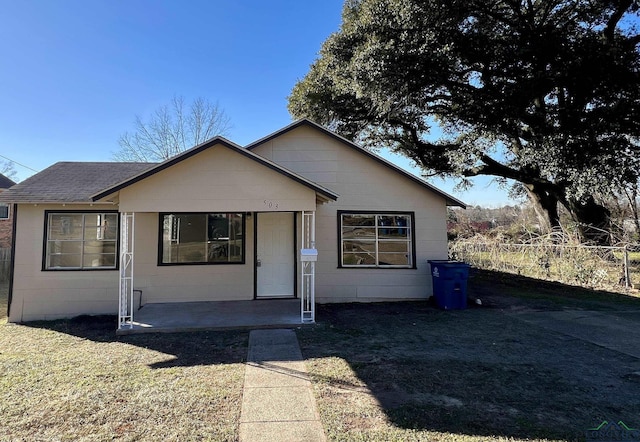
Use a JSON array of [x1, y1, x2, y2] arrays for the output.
[[604, 0, 632, 42]]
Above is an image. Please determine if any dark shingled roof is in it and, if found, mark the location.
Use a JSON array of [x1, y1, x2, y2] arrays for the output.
[[0, 173, 16, 189], [0, 162, 155, 203]]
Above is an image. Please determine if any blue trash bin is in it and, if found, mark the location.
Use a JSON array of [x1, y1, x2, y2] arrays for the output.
[[428, 260, 470, 310]]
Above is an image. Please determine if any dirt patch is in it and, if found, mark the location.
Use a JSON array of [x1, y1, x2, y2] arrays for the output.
[[298, 275, 640, 441]]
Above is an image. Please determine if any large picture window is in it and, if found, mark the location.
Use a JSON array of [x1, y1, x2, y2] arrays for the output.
[[44, 212, 118, 270], [160, 213, 245, 265], [339, 211, 415, 268]]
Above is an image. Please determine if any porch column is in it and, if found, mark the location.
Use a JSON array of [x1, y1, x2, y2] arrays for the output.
[[118, 212, 135, 329], [300, 211, 317, 323]]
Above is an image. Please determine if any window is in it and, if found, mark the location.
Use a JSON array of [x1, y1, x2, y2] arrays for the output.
[[44, 212, 118, 270], [0, 204, 8, 219], [339, 212, 414, 268], [160, 213, 245, 264]]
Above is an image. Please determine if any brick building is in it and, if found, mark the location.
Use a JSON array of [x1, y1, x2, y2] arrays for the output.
[[0, 173, 16, 248]]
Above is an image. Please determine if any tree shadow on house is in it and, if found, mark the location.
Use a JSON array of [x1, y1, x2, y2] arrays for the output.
[[23, 314, 249, 369], [296, 272, 640, 441]]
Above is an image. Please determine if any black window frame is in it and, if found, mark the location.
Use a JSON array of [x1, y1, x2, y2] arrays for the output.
[[157, 212, 246, 266], [0, 204, 9, 220], [42, 210, 120, 271], [337, 210, 417, 269]]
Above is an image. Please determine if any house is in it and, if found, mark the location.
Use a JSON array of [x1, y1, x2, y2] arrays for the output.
[[0, 120, 465, 328], [0, 173, 17, 250]]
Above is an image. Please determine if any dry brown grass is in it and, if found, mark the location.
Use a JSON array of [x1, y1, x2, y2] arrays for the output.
[[0, 312, 248, 441]]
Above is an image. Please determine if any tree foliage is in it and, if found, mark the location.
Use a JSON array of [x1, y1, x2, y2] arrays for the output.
[[289, 0, 640, 243], [114, 96, 232, 162]]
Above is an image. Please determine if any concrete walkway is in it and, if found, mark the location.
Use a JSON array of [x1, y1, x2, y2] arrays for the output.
[[239, 329, 326, 442]]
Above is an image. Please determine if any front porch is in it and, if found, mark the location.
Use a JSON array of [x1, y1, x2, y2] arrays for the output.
[[116, 299, 302, 335], [117, 210, 320, 332]]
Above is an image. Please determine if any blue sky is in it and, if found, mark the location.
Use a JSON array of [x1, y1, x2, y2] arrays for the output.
[[0, 0, 512, 206]]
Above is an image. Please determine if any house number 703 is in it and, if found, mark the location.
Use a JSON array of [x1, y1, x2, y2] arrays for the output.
[[263, 200, 279, 210]]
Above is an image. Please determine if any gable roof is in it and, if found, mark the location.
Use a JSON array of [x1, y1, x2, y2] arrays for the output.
[[0, 162, 154, 203], [246, 119, 466, 208], [92, 136, 339, 202], [0, 173, 16, 189]]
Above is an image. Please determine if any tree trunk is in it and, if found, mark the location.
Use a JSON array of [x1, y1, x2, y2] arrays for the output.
[[623, 184, 640, 241], [525, 183, 561, 233], [565, 195, 611, 245]]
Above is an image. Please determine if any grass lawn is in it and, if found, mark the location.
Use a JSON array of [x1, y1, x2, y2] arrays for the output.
[[0, 286, 248, 441], [3, 272, 640, 441], [297, 271, 640, 441]]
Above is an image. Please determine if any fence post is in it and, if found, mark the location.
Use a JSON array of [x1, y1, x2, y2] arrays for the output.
[[624, 245, 631, 289]]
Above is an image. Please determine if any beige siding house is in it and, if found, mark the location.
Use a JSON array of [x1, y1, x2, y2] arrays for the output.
[[0, 120, 464, 328]]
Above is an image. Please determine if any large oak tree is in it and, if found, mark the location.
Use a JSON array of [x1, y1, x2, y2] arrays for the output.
[[289, 0, 640, 243]]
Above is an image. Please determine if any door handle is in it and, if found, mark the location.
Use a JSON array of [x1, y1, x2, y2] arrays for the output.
[[256, 259, 261, 267]]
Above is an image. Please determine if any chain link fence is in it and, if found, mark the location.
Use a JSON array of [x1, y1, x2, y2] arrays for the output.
[[450, 238, 638, 292]]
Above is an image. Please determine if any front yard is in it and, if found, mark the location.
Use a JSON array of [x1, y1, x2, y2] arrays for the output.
[[2, 272, 640, 441], [297, 272, 640, 441], [0, 291, 248, 441]]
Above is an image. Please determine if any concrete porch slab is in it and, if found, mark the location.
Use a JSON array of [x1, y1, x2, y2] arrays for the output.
[[116, 299, 303, 335]]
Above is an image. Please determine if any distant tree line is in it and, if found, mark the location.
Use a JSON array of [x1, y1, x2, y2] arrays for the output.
[[449, 197, 640, 244]]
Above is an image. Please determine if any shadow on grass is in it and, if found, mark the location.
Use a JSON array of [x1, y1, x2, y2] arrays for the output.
[[23, 315, 248, 369], [468, 268, 640, 310], [297, 272, 640, 441]]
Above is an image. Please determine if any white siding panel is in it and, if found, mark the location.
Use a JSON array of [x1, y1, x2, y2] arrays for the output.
[[251, 124, 450, 303], [9, 204, 119, 322], [118, 145, 317, 213]]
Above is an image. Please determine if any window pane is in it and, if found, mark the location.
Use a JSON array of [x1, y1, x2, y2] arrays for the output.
[[102, 214, 118, 240], [208, 240, 229, 262], [48, 240, 83, 254], [343, 240, 376, 254], [84, 214, 102, 227], [378, 253, 410, 266], [378, 228, 409, 239], [208, 214, 229, 240], [378, 241, 410, 253], [178, 242, 207, 262], [84, 240, 116, 254], [83, 254, 116, 268], [342, 227, 376, 239], [342, 214, 375, 227], [48, 253, 82, 268], [48, 214, 83, 240], [379, 215, 410, 227], [162, 213, 244, 264], [0, 204, 8, 219], [84, 215, 119, 241], [343, 253, 376, 266]]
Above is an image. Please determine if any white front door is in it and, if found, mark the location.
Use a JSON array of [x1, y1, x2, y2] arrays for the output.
[[256, 212, 295, 298]]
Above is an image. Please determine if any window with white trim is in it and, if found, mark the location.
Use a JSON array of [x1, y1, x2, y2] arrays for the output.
[[44, 212, 118, 270], [0, 204, 8, 219], [339, 212, 414, 268]]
